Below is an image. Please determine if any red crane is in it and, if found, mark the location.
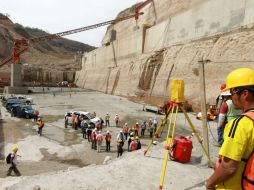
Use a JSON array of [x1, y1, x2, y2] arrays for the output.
[[0, 12, 143, 68]]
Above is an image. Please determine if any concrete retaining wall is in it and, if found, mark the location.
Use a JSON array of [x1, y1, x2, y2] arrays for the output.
[[76, 0, 254, 108], [144, 0, 254, 52]]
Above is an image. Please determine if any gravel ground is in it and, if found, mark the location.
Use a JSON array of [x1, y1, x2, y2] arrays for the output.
[[0, 88, 220, 189]]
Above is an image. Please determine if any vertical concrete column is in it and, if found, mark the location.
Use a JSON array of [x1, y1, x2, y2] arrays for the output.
[[11, 64, 22, 87]]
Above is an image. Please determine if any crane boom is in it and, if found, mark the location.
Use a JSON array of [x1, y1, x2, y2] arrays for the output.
[[30, 12, 143, 42], [0, 12, 144, 68]]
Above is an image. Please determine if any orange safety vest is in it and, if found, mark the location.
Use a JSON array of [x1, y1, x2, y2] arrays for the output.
[[130, 141, 137, 151], [105, 134, 111, 142], [97, 134, 103, 143], [37, 120, 44, 128], [123, 125, 128, 133], [135, 124, 139, 131], [241, 111, 254, 190]]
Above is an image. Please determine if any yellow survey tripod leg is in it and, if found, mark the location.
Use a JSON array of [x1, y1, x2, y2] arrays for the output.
[[144, 103, 173, 156], [180, 106, 214, 167], [159, 103, 179, 190], [158, 103, 214, 189]]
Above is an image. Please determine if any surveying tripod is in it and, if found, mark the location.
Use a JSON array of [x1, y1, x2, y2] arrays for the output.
[[144, 101, 213, 190]]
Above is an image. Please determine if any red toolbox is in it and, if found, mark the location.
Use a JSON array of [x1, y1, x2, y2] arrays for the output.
[[170, 135, 193, 163]]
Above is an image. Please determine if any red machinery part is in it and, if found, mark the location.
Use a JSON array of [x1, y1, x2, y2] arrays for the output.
[[12, 38, 29, 63]]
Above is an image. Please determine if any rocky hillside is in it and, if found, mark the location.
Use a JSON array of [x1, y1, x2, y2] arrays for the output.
[[0, 13, 96, 84]]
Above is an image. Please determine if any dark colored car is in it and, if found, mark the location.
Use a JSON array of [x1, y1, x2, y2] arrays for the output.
[[5, 100, 23, 111], [2, 96, 33, 106], [16, 105, 35, 119], [9, 103, 24, 116]]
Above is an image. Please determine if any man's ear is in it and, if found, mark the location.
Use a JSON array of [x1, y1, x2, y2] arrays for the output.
[[245, 90, 254, 101], [241, 90, 249, 98]]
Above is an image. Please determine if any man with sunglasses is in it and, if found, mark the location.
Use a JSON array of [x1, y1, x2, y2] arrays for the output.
[[206, 68, 254, 190]]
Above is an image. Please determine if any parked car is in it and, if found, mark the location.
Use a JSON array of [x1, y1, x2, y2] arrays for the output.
[[144, 105, 164, 115], [57, 81, 69, 87], [65, 111, 100, 128], [5, 100, 23, 111], [16, 105, 35, 119], [2, 97, 17, 106], [15, 95, 33, 104], [0, 94, 5, 100], [2, 95, 33, 106], [9, 103, 25, 116]]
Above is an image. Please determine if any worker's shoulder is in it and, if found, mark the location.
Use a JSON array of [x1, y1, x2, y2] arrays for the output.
[[230, 114, 253, 126], [226, 114, 254, 135]]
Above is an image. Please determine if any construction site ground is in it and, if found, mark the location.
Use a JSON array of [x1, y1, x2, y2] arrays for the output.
[[0, 88, 220, 189]]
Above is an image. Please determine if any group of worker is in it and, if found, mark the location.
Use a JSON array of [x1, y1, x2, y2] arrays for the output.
[[104, 112, 120, 127], [82, 122, 143, 157], [116, 129, 142, 154], [106, 113, 158, 138], [5, 67, 254, 190]]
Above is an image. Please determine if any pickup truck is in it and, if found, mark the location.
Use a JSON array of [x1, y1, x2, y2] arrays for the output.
[[143, 105, 164, 115], [65, 111, 100, 128]]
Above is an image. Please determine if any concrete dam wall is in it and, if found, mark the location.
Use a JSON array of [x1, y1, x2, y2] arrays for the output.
[[75, 0, 254, 109]]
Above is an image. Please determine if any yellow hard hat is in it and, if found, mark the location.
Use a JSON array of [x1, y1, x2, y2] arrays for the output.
[[118, 139, 122, 143], [224, 68, 254, 90], [12, 146, 18, 153], [131, 137, 135, 141], [135, 136, 139, 140]]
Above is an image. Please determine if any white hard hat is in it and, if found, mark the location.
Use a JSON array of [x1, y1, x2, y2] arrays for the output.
[[116, 114, 118, 116], [125, 123, 128, 125], [107, 130, 110, 133], [197, 112, 202, 118], [136, 122, 138, 124], [38, 118, 41, 120], [120, 130, 123, 133], [220, 90, 231, 96]]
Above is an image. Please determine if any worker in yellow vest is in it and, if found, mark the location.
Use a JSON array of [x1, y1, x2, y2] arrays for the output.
[[206, 68, 254, 190]]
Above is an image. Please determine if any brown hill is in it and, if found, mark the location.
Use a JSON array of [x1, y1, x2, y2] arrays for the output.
[[0, 13, 96, 85]]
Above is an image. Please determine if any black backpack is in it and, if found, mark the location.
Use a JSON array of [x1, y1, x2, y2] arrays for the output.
[[137, 141, 141, 149], [6, 153, 11, 164]]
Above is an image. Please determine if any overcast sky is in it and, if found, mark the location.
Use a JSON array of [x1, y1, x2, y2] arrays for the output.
[[0, 0, 139, 47]]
